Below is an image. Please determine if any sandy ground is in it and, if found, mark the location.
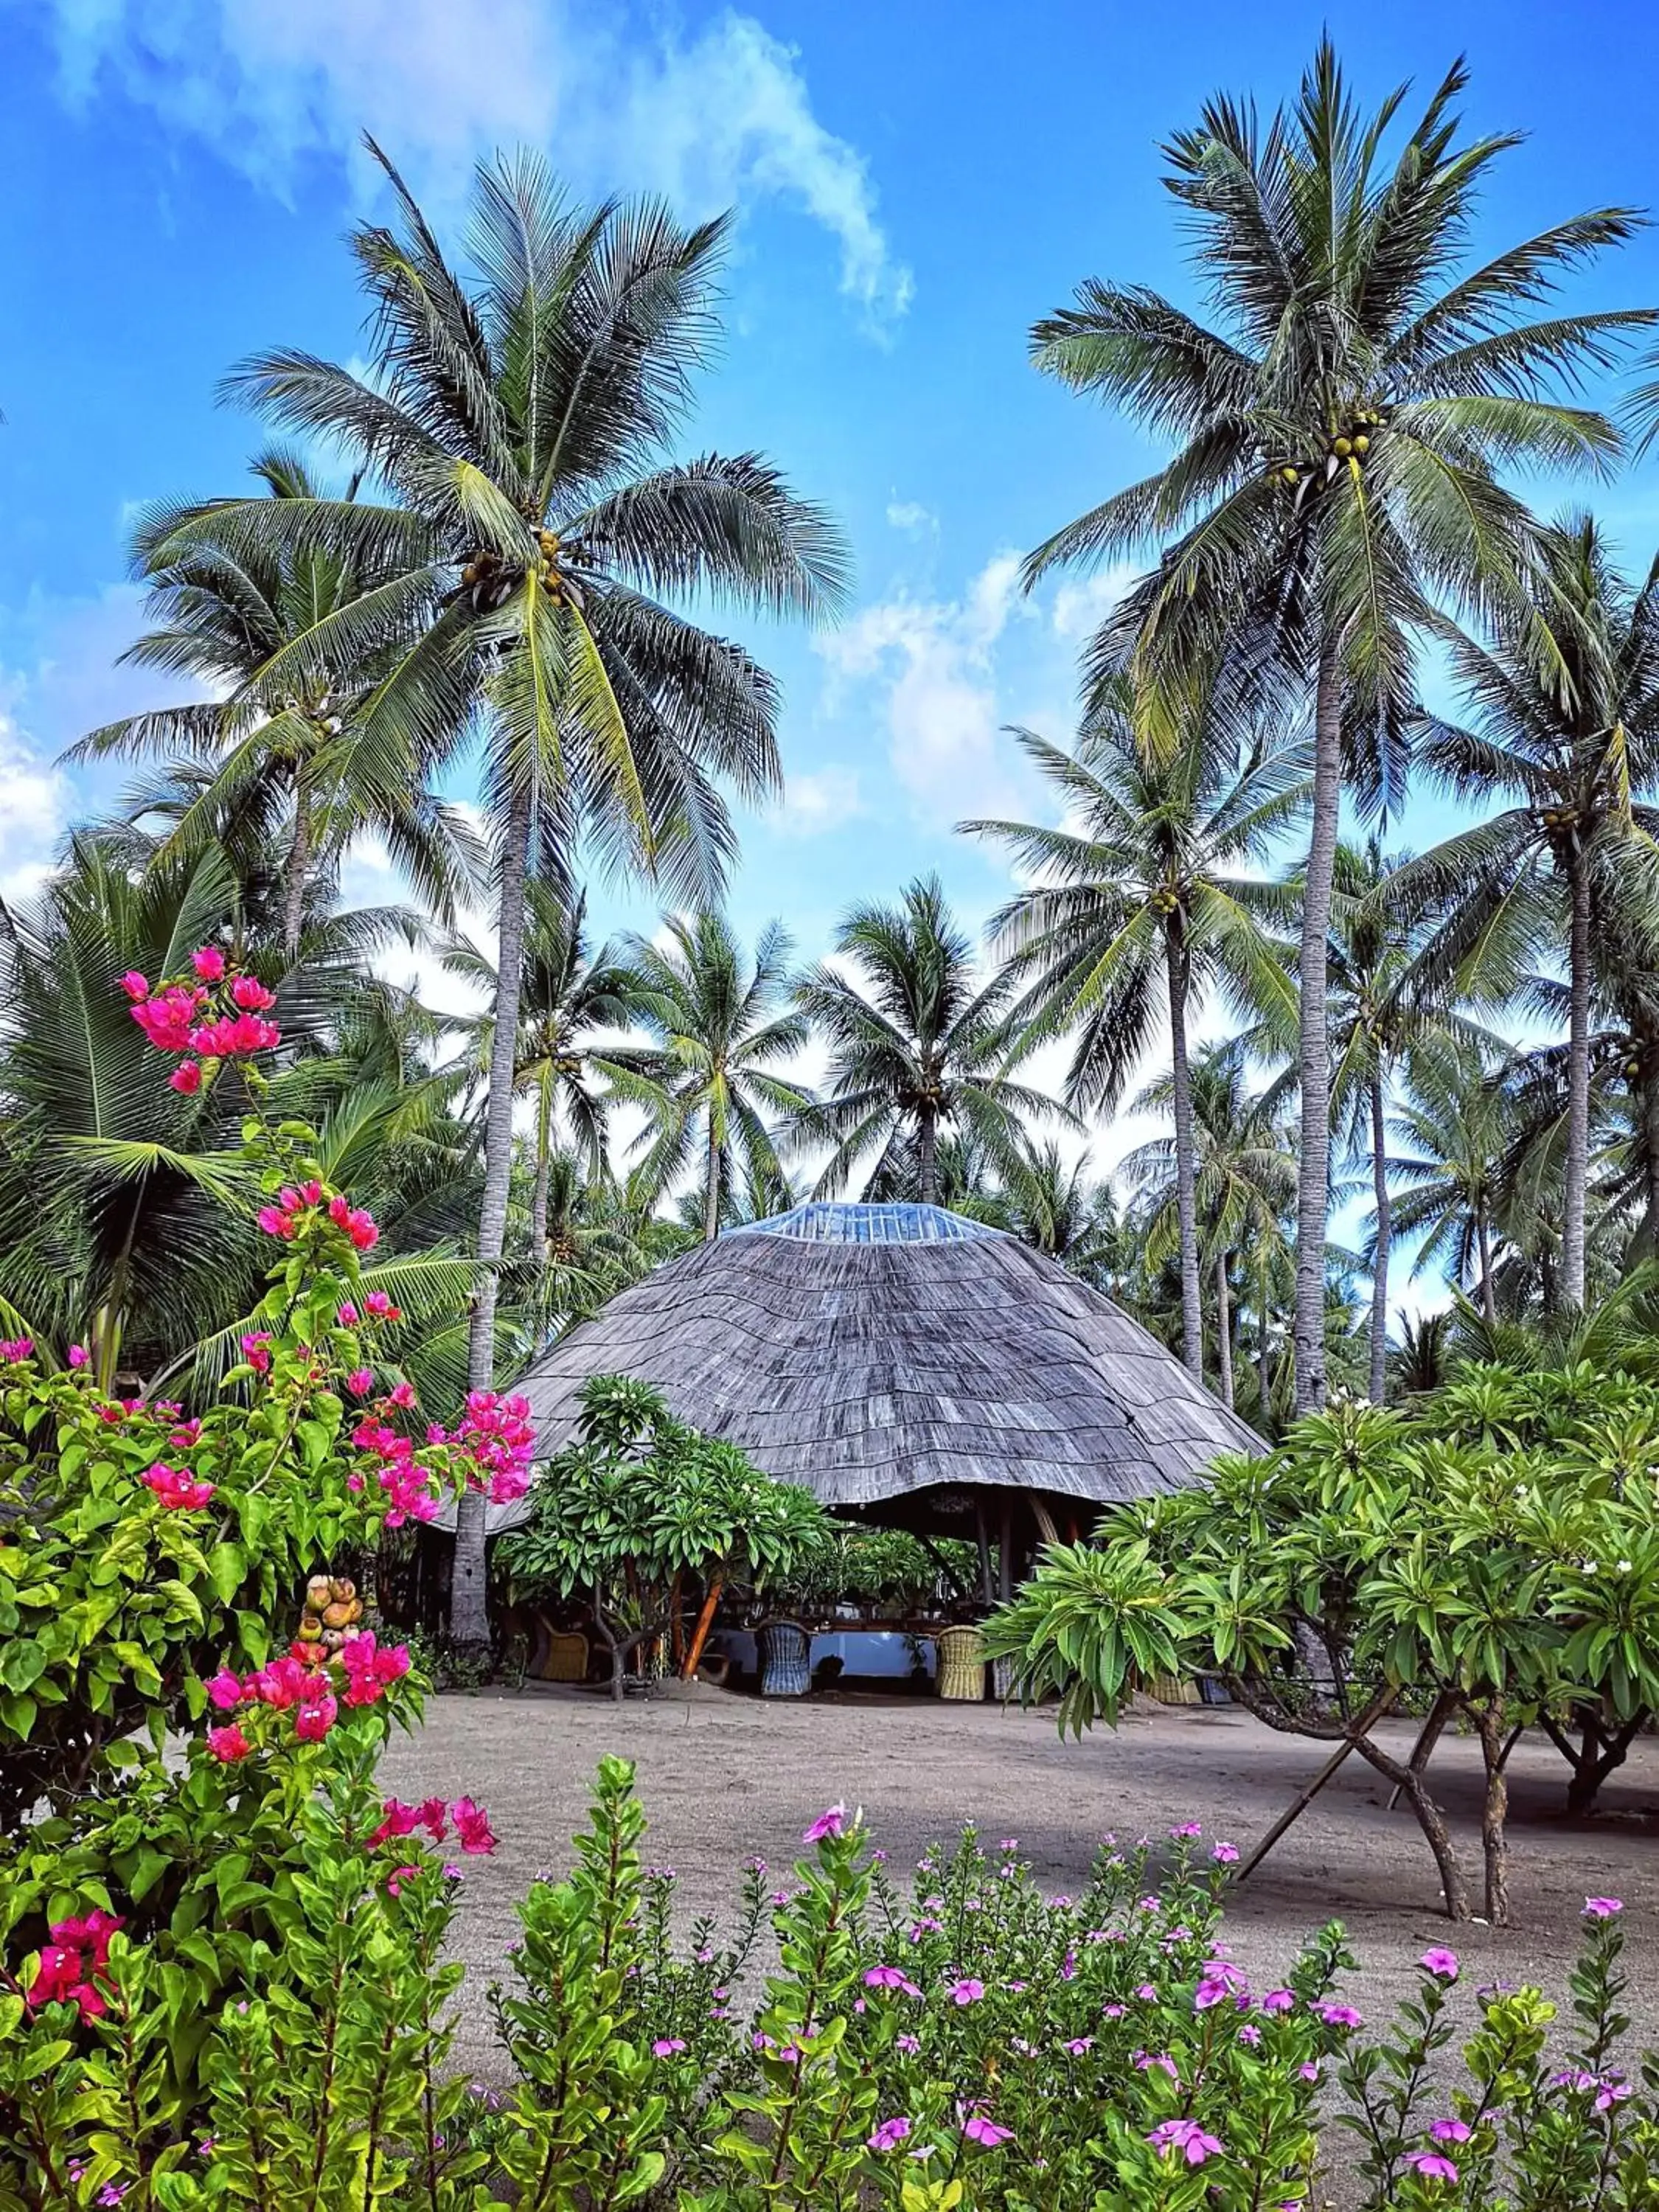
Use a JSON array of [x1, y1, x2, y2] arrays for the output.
[[381, 1683, 1659, 2084]]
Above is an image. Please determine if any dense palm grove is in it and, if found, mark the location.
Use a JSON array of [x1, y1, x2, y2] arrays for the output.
[[7, 52, 1659, 1649]]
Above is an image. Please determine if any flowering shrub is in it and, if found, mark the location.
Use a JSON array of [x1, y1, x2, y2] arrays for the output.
[[5, 1754, 1658, 2208]]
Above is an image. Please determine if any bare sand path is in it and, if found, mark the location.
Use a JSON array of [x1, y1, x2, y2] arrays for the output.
[[380, 1684, 1659, 2084]]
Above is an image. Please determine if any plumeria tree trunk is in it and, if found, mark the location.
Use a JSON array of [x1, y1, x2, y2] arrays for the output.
[[1562, 853, 1593, 1309], [1293, 640, 1343, 1413], [453, 776, 535, 1649], [1215, 1250, 1234, 1411], [1164, 929, 1204, 1382], [281, 785, 310, 962], [1368, 1067, 1391, 1405]]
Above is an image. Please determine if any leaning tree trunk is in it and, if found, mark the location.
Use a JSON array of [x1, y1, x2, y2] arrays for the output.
[[281, 785, 311, 962], [1293, 638, 1344, 1413], [1215, 1249, 1234, 1411], [453, 776, 535, 1651], [1164, 926, 1204, 1383], [1562, 851, 1592, 1309], [703, 1110, 723, 1242], [1368, 1065, 1391, 1405], [919, 1108, 939, 1207]]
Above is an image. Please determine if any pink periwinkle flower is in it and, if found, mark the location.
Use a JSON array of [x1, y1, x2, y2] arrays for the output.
[[1419, 1948, 1460, 1980], [1194, 1980, 1231, 2011], [1133, 2051, 1178, 2079], [1211, 1841, 1239, 1864], [1169, 1820, 1203, 1840], [1429, 2119, 1471, 2144], [1584, 1897, 1624, 1919], [864, 1966, 922, 1997], [1062, 2036, 1093, 2056], [1261, 1989, 1295, 2013], [1315, 2002, 1363, 2029], [651, 2039, 686, 2058], [1148, 2118, 1222, 2166], [959, 2110, 1014, 2149], [802, 1804, 846, 1843], [1405, 2152, 1458, 2183], [867, 2117, 911, 2152], [896, 2032, 921, 2055], [947, 1978, 985, 2006]]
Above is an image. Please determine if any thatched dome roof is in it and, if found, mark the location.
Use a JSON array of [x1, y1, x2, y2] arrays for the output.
[[484, 1202, 1258, 1534]]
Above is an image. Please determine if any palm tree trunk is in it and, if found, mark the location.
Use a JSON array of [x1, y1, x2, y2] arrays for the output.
[[530, 1066, 552, 1259], [1368, 1066, 1391, 1405], [1563, 852, 1592, 1308], [1215, 1250, 1234, 1411], [1477, 1208, 1498, 1327], [1293, 638, 1343, 1413], [453, 776, 534, 1651], [1258, 1277, 1273, 1422], [281, 786, 310, 961], [1643, 1041, 1659, 1255], [919, 1110, 939, 1207], [1164, 928, 1203, 1382], [703, 1113, 723, 1242]]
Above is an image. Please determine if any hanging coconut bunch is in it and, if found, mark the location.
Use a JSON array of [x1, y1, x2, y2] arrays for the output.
[[1271, 405, 1389, 494], [534, 529, 587, 610], [295, 1572, 364, 1656]]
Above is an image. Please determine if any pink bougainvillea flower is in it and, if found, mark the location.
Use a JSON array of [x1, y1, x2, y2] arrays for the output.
[[230, 974, 276, 1011], [385, 1379, 416, 1409], [257, 1206, 295, 1240], [650, 2038, 686, 2057], [293, 1692, 338, 1742], [864, 1966, 922, 1996], [959, 2110, 1014, 2149], [1419, 1948, 1460, 1980], [947, 1978, 985, 2006], [1148, 2119, 1222, 2166], [345, 1368, 375, 1397], [802, 1804, 846, 1844], [191, 946, 226, 982], [141, 1461, 215, 1510], [205, 1668, 247, 1711], [1429, 2119, 1470, 2144], [1584, 1898, 1624, 1919], [119, 971, 150, 1003], [452, 1797, 496, 1854], [364, 1290, 397, 1318], [168, 1060, 203, 1095], [336, 1301, 361, 1326], [0, 1337, 32, 1363], [1405, 2152, 1458, 2183], [339, 1634, 412, 1708], [327, 1193, 380, 1250], [386, 1865, 420, 1899], [867, 2117, 911, 2152], [240, 1332, 273, 1374], [207, 1724, 251, 1763]]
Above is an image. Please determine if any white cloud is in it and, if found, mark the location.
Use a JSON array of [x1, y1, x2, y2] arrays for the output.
[[771, 765, 866, 838], [885, 498, 936, 537], [816, 551, 1037, 830], [42, 0, 910, 324], [1051, 563, 1139, 643], [0, 717, 69, 906]]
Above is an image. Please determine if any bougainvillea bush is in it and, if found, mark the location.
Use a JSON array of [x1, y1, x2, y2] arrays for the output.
[[7, 1757, 1657, 2210]]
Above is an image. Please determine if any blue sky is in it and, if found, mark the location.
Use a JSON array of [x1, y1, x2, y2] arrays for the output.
[[4, 0, 1659, 1214]]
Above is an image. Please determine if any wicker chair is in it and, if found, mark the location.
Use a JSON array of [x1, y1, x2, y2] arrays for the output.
[[534, 1619, 591, 1683], [936, 1624, 987, 1702], [758, 1620, 811, 1697]]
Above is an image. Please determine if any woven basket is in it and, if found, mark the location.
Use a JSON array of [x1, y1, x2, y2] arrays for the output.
[[1147, 1671, 1201, 1706], [936, 1624, 987, 1702], [536, 1625, 591, 1683], [759, 1620, 811, 1697]]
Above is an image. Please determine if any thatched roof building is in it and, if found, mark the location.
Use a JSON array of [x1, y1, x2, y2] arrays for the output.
[[484, 1202, 1258, 1541]]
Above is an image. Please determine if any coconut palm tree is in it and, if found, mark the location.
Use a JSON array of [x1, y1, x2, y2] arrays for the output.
[[1023, 41, 1653, 1408], [1395, 518, 1659, 1310], [1124, 1043, 1298, 1409], [145, 148, 848, 1644], [1000, 1141, 1128, 1292], [442, 885, 638, 1257], [64, 450, 481, 958], [798, 876, 1065, 1206], [1387, 1040, 1514, 1326], [605, 911, 813, 1242], [965, 675, 1307, 1379]]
